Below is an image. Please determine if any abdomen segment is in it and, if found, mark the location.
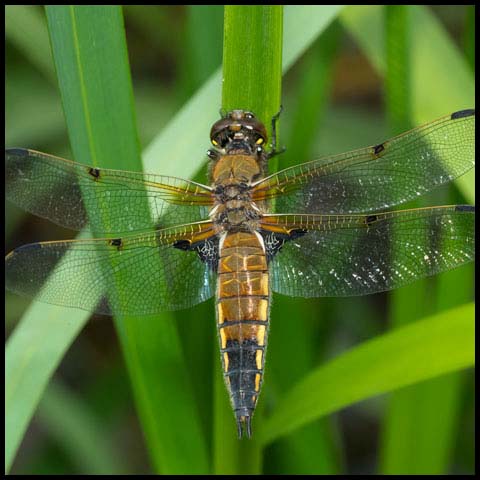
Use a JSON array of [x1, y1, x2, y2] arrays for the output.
[[216, 231, 269, 438]]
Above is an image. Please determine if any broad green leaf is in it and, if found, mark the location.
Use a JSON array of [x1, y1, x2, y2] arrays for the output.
[[44, 5, 208, 474], [5, 302, 87, 473]]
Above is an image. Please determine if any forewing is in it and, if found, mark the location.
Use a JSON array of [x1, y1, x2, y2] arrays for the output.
[[264, 206, 475, 297], [5, 222, 217, 315], [254, 110, 475, 214], [5, 148, 213, 233]]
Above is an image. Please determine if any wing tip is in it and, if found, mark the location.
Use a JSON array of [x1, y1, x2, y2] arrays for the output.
[[6, 242, 43, 259], [6, 147, 30, 157], [455, 205, 475, 213], [451, 109, 475, 120]]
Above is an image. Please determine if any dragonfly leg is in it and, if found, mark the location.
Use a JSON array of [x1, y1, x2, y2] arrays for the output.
[[267, 105, 286, 160]]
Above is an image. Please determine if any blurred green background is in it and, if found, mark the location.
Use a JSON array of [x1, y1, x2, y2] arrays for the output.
[[5, 5, 474, 475]]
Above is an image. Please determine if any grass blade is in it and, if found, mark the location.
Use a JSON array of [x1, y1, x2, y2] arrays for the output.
[[37, 381, 126, 474], [45, 6, 209, 473], [377, 6, 473, 474], [5, 303, 87, 473], [380, 6, 433, 473]]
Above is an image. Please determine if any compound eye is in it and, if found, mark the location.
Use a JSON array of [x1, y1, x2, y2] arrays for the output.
[[212, 131, 231, 148], [245, 112, 254, 119]]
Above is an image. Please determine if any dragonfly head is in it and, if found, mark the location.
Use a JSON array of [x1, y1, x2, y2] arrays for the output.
[[210, 110, 267, 155]]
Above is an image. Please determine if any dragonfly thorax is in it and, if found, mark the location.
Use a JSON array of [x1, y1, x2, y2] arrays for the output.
[[210, 186, 262, 230], [210, 154, 264, 184], [210, 155, 264, 231]]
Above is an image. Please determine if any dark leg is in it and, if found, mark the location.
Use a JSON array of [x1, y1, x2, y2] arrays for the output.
[[267, 105, 286, 159], [206, 149, 220, 160]]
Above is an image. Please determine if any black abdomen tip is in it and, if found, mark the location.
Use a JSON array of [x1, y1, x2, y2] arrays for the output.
[[236, 412, 252, 439]]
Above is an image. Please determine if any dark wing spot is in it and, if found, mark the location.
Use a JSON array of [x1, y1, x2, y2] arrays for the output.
[[373, 143, 385, 156], [15, 242, 42, 252], [6, 148, 29, 157], [451, 109, 475, 120], [109, 238, 123, 248], [194, 236, 219, 271], [88, 167, 101, 179], [289, 228, 308, 240], [261, 231, 287, 261], [173, 237, 219, 270], [173, 239, 191, 250], [261, 228, 308, 262], [455, 205, 475, 213], [365, 214, 378, 225]]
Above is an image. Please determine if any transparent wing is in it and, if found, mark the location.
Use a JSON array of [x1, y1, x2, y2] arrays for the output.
[[5, 148, 213, 233], [5, 222, 217, 315], [254, 110, 475, 214], [262, 205, 475, 297]]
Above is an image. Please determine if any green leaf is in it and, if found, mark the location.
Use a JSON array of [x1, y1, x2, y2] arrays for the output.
[[378, 6, 474, 475], [463, 5, 475, 71], [180, 6, 223, 100], [384, 5, 411, 133], [212, 7, 345, 472], [282, 5, 343, 72], [5, 302, 87, 474], [37, 381, 126, 474], [259, 303, 475, 446], [5, 5, 55, 82], [222, 6, 283, 122], [45, 5, 209, 474]]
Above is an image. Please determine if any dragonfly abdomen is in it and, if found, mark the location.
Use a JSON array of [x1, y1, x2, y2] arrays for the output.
[[216, 231, 270, 438]]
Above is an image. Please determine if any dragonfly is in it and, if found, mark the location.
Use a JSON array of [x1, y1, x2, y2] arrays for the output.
[[5, 108, 475, 438]]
